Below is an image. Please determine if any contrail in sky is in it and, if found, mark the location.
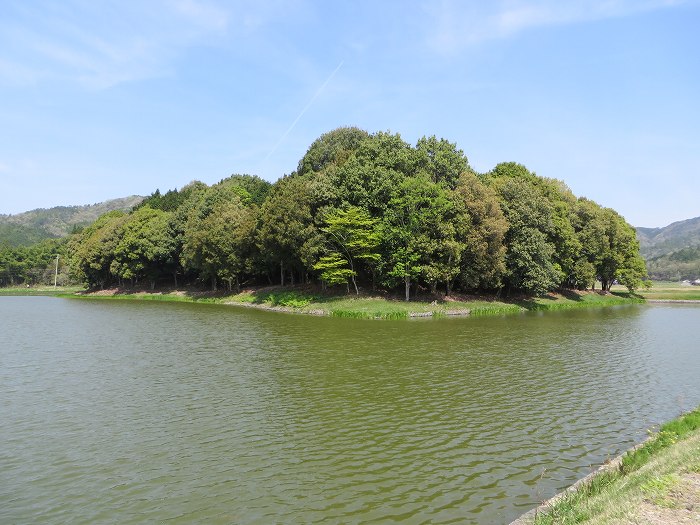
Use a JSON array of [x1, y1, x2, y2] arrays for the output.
[[262, 60, 344, 165]]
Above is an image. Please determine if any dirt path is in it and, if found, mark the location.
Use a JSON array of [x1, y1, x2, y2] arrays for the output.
[[618, 472, 700, 524]]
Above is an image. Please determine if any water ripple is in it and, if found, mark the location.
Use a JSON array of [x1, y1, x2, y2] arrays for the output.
[[1, 299, 699, 524]]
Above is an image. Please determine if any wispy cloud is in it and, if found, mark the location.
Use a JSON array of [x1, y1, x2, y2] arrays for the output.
[[0, 0, 233, 89], [424, 0, 691, 53]]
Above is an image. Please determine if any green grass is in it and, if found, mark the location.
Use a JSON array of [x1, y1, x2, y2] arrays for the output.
[[20, 284, 645, 320], [514, 290, 643, 315], [532, 406, 700, 524], [639, 474, 680, 508], [222, 288, 639, 319], [0, 285, 84, 296], [614, 281, 700, 301]]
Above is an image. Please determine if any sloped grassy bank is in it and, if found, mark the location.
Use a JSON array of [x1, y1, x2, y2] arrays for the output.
[[512, 406, 700, 525], [64, 287, 643, 320]]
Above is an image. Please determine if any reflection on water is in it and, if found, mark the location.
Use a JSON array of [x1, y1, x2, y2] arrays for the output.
[[1, 298, 698, 524]]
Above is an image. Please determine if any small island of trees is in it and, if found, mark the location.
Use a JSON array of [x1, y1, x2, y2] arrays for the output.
[[64, 127, 648, 299]]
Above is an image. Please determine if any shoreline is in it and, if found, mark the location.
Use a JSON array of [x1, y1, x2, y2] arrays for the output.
[[509, 441, 650, 525], [36, 286, 647, 320], [510, 407, 700, 524], [646, 298, 700, 304]]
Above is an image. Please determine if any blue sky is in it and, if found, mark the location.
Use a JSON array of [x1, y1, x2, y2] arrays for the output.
[[1, 0, 698, 227]]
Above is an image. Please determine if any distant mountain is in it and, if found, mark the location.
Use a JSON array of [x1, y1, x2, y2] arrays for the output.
[[636, 216, 700, 258], [636, 216, 700, 280], [0, 196, 144, 247]]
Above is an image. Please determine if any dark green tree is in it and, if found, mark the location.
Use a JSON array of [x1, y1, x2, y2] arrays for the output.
[[257, 176, 316, 286], [415, 135, 470, 189], [110, 207, 176, 289]]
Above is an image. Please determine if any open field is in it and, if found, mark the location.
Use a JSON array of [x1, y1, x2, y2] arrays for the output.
[[612, 281, 700, 301]]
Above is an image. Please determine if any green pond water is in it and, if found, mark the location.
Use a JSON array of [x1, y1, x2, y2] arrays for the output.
[[1, 297, 699, 524]]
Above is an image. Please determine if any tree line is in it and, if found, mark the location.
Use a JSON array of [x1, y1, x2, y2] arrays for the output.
[[0, 238, 70, 287], [66, 127, 648, 299]]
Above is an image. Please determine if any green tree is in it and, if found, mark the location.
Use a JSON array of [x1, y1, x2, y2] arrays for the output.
[[452, 172, 508, 291], [297, 126, 370, 177], [257, 176, 316, 286], [110, 207, 176, 289], [313, 252, 356, 291], [490, 175, 562, 296], [182, 195, 256, 291], [315, 206, 380, 294], [68, 211, 128, 288], [382, 175, 447, 301], [331, 131, 415, 214], [597, 208, 648, 291], [414, 135, 470, 189]]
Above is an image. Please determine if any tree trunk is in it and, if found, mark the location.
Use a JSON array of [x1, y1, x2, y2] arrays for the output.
[[446, 279, 452, 296], [351, 275, 359, 295], [280, 261, 285, 286], [291, 270, 295, 286], [173, 271, 178, 288], [404, 275, 410, 302], [211, 274, 217, 291]]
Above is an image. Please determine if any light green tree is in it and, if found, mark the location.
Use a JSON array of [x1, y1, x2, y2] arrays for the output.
[[314, 206, 380, 294]]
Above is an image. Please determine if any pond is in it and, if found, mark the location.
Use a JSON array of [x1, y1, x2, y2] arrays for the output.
[[1, 297, 698, 524]]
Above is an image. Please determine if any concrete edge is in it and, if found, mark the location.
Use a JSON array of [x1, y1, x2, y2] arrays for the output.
[[508, 438, 651, 525]]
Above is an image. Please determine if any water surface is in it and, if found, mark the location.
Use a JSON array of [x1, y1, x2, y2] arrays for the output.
[[1, 297, 699, 524]]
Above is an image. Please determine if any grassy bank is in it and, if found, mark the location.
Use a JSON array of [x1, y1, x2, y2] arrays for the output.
[[54, 286, 644, 320], [522, 407, 700, 524], [0, 285, 84, 296]]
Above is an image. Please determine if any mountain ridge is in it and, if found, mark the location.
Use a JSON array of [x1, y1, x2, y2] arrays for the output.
[[0, 195, 144, 246], [635, 216, 700, 280]]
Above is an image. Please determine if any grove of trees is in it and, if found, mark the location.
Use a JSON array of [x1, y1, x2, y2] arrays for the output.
[[65, 127, 648, 298], [0, 238, 70, 287]]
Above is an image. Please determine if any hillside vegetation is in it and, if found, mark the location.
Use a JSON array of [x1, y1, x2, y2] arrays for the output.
[[0, 196, 143, 247], [636, 217, 700, 280], [64, 127, 649, 298]]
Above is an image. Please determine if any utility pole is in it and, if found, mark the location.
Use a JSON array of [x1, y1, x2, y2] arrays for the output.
[[54, 255, 59, 288]]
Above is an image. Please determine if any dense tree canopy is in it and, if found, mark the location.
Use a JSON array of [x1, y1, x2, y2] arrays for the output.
[[51, 128, 648, 296], [0, 238, 69, 286]]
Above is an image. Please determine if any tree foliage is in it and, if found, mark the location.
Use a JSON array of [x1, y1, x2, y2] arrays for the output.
[[315, 206, 380, 294], [52, 128, 647, 297]]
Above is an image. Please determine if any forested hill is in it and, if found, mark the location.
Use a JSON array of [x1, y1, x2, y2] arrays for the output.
[[0, 196, 143, 247], [636, 216, 700, 280], [636, 216, 700, 258], [65, 127, 649, 297]]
